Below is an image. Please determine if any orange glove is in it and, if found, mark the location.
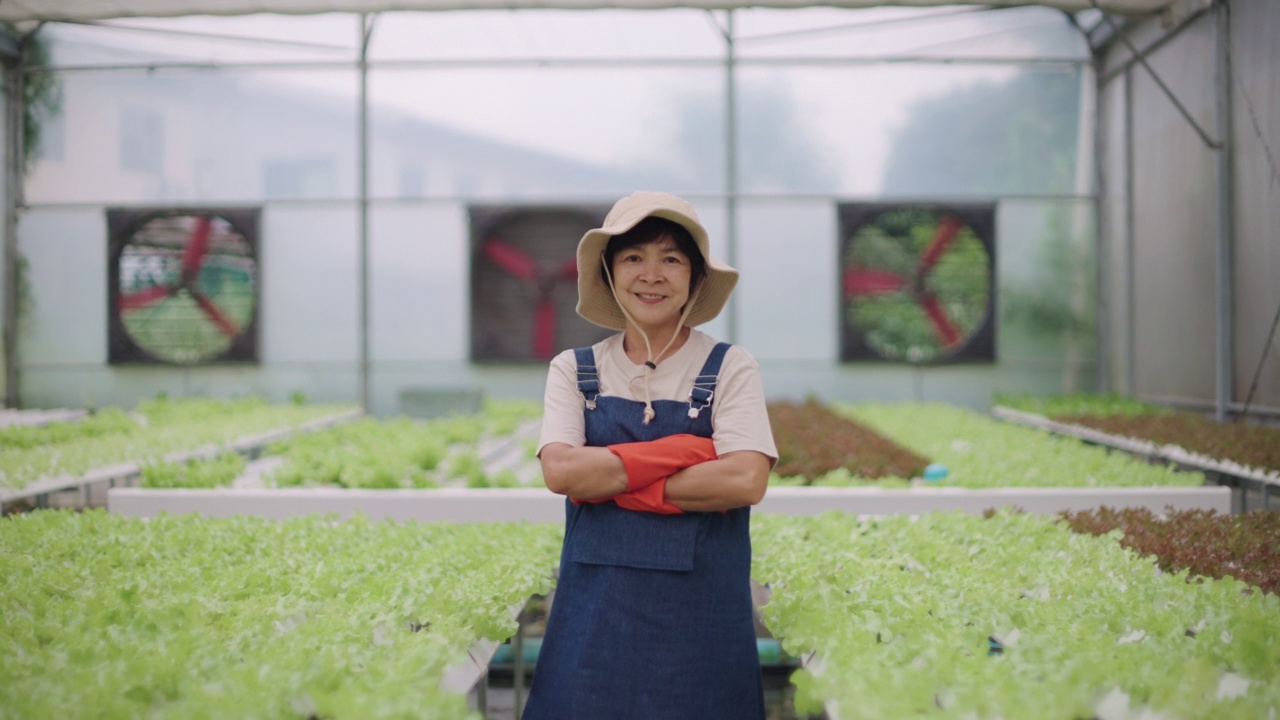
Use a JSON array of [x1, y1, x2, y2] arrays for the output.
[[612, 477, 683, 515], [607, 434, 718, 492]]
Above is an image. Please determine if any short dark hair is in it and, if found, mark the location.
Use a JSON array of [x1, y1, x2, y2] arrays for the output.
[[602, 216, 707, 287]]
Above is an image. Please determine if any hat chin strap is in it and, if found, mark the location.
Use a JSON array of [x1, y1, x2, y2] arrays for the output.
[[601, 256, 701, 425]]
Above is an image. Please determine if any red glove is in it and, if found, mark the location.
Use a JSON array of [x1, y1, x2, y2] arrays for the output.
[[607, 434, 718, 492], [613, 477, 683, 515]]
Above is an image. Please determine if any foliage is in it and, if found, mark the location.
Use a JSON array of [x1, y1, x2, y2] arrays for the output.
[[0, 510, 563, 719], [267, 416, 447, 489], [0, 398, 354, 492], [995, 392, 1169, 417], [267, 400, 544, 490], [1058, 414, 1280, 475], [768, 398, 928, 481], [881, 68, 1080, 196], [837, 402, 1199, 488], [1060, 507, 1280, 597], [0, 407, 137, 450], [1000, 206, 1096, 349], [2, 24, 63, 176], [648, 78, 839, 193], [752, 510, 1280, 719], [996, 393, 1280, 473], [139, 452, 246, 489]]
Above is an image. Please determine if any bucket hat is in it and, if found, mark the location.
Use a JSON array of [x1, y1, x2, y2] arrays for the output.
[[576, 191, 739, 331]]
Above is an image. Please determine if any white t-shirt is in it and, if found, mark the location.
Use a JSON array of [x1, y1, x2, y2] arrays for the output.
[[538, 329, 778, 465]]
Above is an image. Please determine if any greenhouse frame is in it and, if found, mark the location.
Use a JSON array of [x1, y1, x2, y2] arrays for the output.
[[0, 0, 1275, 419]]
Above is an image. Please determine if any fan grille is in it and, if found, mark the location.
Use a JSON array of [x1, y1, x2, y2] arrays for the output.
[[839, 203, 996, 364]]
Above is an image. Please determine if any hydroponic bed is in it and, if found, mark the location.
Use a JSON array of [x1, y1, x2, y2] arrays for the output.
[[0, 397, 360, 511], [3, 507, 1276, 719], [105, 399, 1230, 520]]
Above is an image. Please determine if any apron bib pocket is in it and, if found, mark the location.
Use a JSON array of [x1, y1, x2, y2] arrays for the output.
[[569, 502, 699, 572]]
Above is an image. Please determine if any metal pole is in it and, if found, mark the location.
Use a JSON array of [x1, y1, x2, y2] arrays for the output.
[[512, 614, 525, 717], [1072, 61, 1097, 394], [1123, 67, 1136, 397], [1092, 56, 1110, 394], [2, 51, 24, 409], [1212, 0, 1234, 423], [724, 10, 738, 345], [358, 15, 373, 414]]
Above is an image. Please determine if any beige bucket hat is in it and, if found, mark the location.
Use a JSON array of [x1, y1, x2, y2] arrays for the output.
[[576, 191, 739, 331]]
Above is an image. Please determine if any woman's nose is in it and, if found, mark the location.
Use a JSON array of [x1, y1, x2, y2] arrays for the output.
[[639, 260, 665, 282]]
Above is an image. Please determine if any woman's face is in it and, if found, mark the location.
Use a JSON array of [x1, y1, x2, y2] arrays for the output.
[[610, 235, 693, 338]]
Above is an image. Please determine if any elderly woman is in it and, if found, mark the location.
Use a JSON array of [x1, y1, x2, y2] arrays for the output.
[[524, 191, 777, 720]]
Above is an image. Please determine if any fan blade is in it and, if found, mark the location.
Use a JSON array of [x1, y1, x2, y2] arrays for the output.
[[483, 238, 538, 281], [190, 290, 241, 338], [919, 293, 962, 348], [118, 285, 172, 311], [916, 215, 962, 277], [181, 215, 214, 283], [533, 299, 556, 359], [843, 268, 909, 297]]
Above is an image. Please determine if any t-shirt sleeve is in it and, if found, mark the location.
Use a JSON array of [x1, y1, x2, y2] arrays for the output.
[[537, 348, 587, 455], [710, 346, 778, 467]]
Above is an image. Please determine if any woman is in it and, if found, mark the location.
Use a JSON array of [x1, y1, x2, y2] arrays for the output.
[[525, 191, 777, 720]]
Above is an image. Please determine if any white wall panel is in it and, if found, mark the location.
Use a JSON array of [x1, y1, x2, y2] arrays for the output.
[[16, 209, 107, 366], [370, 203, 468, 362], [1230, 0, 1280, 408], [1129, 11, 1218, 401], [260, 206, 360, 363]]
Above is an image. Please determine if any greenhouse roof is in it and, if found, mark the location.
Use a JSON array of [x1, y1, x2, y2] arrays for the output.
[[0, 0, 1174, 22]]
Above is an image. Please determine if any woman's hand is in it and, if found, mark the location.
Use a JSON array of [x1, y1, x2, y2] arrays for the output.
[[539, 443, 629, 500], [663, 450, 771, 512]]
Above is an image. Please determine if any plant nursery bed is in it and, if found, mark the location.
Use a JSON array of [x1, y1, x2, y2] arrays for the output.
[[0, 510, 562, 720], [996, 393, 1280, 474], [751, 510, 1280, 720], [768, 399, 929, 481], [0, 398, 362, 503], [1061, 506, 1280, 596], [0, 406, 362, 510], [992, 406, 1280, 511]]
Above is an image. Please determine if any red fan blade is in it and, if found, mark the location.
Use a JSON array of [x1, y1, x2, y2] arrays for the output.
[[181, 215, 214, 283], [919, 293, 961, 348], [484, 238, 538, 281], [843, 268, 909, 297], [533, 299, 556, 359], [190, 290, 240, 338], [118, 285, 172, 311], [916, 215, 962, 277], [559, 256, 579, 281]]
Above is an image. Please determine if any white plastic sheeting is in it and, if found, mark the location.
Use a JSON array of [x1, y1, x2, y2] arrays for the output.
[[0, 0, 1174, 22]]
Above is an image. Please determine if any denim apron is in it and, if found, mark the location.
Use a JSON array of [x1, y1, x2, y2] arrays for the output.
[[522, 342, 764, 720]]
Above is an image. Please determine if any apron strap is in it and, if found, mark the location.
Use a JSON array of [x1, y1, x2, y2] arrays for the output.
[[687, 342, 731, 420], [573, 346, 600, 410]]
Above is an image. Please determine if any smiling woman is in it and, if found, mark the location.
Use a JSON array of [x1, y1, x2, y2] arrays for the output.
[[528, 191, 778, 720], [602, 218, 698, 362]]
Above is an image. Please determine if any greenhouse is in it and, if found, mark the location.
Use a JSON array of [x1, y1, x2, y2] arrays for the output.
[[0, 0, 1276, 718]]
